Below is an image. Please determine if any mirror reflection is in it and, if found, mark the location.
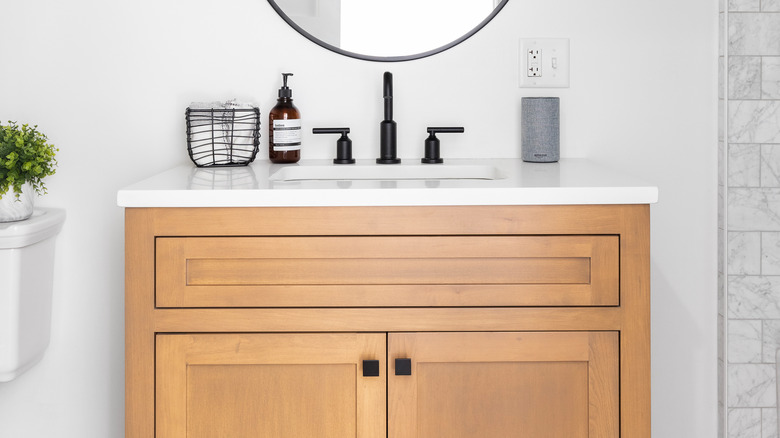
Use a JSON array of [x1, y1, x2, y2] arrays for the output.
[[270, 0, 507, 61]]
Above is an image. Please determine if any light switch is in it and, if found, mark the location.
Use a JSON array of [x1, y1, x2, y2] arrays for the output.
[[519, 38, 570, 88]]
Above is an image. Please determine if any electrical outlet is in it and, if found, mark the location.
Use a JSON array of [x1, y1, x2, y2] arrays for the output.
[[528, 49, 541, 77], [519, 38, 570, 88]]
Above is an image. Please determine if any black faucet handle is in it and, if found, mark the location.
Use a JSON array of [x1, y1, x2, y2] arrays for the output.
[[422, 127, 464, 164], [313, 128, 356, 164], [427, 127, 465, 135]]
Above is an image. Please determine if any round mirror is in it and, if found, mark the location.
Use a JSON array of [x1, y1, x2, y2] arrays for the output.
[[267, 0, 509, 62]]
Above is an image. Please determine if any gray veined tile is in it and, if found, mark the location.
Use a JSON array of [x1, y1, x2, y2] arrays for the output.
[[729, 101, 780, 144], [721, 141, 726, 187], [730, 144, 761, 187], [721, 315, 726, 362], [721, 183, 726, 231], [721, 391, 727, 438], [729, 189, 780, 231], [728, 363, 776, 407], [762, 146, 780, 187], [729, 232, 761, 274], [721, 355, 726, 393], [721, 272, 727, 316], [764, 233, 780, 274], [729, 0, 760, 11], [764, 0, 780, 12], [763, 57, 780, 99], [721, 56, 726, 100], [763, 408, 778, 438], [722, 225, 727, 274], [721, 358, 726, 408], [730, 57, 762, 99], [763, 320, 780, 362], [729, 320, 763, 363], [729, 13, 780, 55], [728, 275, 780, 318], [721, 13, 726, 56], [722, 228, 726, 273], [729, 408, 763, 438]]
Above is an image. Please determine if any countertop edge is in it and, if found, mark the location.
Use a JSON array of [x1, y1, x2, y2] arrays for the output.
[[116, 159, 659, 208], [117, 186, 658, 208]]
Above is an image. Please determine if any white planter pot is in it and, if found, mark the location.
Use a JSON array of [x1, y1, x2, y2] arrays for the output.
[[0, 183, 35, 222]]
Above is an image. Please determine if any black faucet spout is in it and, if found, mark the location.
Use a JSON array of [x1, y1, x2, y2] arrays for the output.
[[383, 72, 393, 121], [377, 72, 401, 164]]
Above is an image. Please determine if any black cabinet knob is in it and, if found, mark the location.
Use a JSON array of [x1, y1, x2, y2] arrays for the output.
[[362, 359, 380, 377], [395, 358, 412, 376]]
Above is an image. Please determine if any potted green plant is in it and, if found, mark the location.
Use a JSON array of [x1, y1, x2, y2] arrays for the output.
[[0, 121, 58, 222]]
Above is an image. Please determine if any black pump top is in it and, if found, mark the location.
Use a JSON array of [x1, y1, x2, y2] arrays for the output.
[[278, 73, 294, 98]]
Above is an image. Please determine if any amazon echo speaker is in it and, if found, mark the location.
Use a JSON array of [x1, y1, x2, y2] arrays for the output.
[[521, 97, 560, 162]]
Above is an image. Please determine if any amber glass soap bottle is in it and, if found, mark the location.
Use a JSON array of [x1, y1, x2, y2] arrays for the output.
[[269, 73, 301, 163]]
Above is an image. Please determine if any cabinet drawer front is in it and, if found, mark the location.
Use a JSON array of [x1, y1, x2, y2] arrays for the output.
[[156, 235, 618, 307]]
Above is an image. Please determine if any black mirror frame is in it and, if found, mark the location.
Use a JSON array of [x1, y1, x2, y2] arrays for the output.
[[266, 0, 509, 62]]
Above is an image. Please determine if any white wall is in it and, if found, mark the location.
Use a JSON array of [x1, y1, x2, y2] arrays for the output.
[[341, 0, 493, 56], [0, 0, 718, 436]]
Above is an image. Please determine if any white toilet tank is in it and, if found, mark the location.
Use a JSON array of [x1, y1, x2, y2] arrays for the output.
[[0, 208, 65, 382]]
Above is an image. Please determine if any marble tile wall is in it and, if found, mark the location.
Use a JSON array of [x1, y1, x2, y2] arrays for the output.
[[725, 3, 780, 438], [721, 3, 727, 436]]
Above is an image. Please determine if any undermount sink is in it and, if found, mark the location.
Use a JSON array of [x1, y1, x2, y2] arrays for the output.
[[269, 164, 505, 181]]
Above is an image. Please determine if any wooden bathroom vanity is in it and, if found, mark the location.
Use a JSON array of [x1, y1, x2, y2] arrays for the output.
[[120, 159, 656, 437]]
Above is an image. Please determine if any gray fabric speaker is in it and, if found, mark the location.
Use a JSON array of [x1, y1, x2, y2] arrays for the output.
[[521, 97, 560, 163]]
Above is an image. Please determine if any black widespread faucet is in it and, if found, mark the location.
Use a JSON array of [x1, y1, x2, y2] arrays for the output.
[[377, 72, 401, 164]]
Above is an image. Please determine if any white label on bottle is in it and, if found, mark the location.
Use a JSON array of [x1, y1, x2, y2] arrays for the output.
[[272, 119, 302, 151]]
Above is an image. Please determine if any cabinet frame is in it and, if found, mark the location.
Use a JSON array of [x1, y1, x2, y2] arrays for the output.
[[125, 204, 650, 437]]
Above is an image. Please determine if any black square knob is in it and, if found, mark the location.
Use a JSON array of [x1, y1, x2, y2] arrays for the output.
[[395, 358, 412, 376], [363, 360, 380, 377]]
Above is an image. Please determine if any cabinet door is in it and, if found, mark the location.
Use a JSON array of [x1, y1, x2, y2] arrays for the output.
[[388, 332, 618, 438], [157, 333, 386, 438]]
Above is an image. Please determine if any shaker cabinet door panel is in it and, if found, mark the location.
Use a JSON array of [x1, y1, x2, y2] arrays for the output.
[[387, 331, 619, 438], [156, 333, 386, 438]]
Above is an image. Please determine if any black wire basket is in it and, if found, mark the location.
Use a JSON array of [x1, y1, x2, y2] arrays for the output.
[[186, 107, 261, 167]]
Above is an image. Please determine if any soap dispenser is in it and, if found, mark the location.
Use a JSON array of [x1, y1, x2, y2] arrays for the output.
[[269, 73, 301, 163]]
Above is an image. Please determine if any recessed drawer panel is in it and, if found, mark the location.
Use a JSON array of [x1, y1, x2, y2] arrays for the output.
[[156, 236, 618, 308]]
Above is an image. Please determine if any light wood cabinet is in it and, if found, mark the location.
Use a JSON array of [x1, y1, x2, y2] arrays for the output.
[[156, 333, 386, 438], [388, 331, 618, 438], [125, 205, 649, 437], [155, 235, 618, 307]]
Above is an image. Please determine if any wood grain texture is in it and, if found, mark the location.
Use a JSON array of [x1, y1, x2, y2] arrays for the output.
[[619, 205, 652, 437], [157, 235, 618, 307], [124, 208, 156, 438], [146, 205, 628, 236], [125, 204, 651, 437], [187, 364, 356, 437], [417, 362, 588, 437], [152, 307, 623, 333], [388, 332, 618, 438], [156, 333, 386, 438]]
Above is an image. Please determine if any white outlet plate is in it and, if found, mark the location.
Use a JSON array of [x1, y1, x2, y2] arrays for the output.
[[519, 38, 570, 88]]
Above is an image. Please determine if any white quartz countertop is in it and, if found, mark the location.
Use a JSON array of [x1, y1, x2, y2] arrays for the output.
[[116, 158, 658, 207]]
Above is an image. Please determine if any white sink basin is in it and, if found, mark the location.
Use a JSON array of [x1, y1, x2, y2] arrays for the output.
[[269, 164, 505, 181]]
